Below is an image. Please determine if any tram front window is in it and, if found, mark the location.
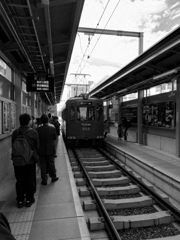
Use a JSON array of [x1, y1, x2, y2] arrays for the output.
[[77, 106, 94, 121]]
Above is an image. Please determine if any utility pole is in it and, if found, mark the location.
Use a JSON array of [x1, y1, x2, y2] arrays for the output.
[[67, 73, 92, 97], [78, 27, 143, 55]]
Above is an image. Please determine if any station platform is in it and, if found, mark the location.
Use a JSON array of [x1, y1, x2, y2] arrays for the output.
[[1, 133, 180, 239], [0, 135, 90, 240], [104, 133, 180, 210]]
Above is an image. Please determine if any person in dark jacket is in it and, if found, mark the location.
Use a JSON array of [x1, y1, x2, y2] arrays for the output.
[[11, 113, 40, 208], [121, 117, 132, 140], [52, 116, 60, 136], [0, 212, 16, 240], [51, 116, 60, 157], [36, 114, 59, 185]]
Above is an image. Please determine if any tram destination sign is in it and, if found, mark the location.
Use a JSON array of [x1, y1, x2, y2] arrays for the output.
[[26, 75, 54, 92]]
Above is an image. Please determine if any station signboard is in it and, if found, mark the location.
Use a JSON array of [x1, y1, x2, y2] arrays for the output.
[[26, 75, 54, 92]]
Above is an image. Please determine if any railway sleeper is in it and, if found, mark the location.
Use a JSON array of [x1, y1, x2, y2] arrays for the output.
[[88, 211, 173, 231], [96, 185, 141, 196], [79, 185, 140, 197], [79, 187, 91, 196], [80, 157, 106, 161], [76, 178, 86, 186], [88, 170, 122, 178], [74, 171, 83, 178], [72, 166, 82, 172], [71, 162, 78, 166], [92, 176, 130, 186], [82, 160, 110, 166], [85, 164, 116, 171], [83, 196, 153, 210]]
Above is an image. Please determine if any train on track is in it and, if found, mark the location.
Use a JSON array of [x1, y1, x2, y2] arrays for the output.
[[62, 94, 104, 146]]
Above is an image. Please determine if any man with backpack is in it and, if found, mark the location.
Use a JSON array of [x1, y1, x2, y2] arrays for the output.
[[11, 113, 40, 208]]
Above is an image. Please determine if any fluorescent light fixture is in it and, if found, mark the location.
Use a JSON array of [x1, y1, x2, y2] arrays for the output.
[[153, 68, 180, 81]]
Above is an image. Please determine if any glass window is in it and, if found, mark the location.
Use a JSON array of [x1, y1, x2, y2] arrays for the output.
[[22, 81, 27, 92], [88, 107, 94, 120], [77, 106, 95, 121], [143, 101, 175, 128], [123, 92, 138, 102], [144, 81, 175, 97], [70, 107, 75, 121], [0, 58, 12, 82], [77, 107, 87, 121], [96, 105, 102, 121]]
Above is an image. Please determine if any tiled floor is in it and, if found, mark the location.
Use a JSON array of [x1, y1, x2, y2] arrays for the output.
[[0, 136, 90, 240]]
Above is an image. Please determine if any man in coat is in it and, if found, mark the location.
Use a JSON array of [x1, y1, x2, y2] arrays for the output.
[[36, 114, 59, 185]]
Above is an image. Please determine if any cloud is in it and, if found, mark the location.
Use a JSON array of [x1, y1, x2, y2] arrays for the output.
[[88, 56, 122, 68], [65, 0, 180, 96]]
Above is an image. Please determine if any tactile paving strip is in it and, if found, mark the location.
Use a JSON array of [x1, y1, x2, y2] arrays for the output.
[[10, 222, 32, 235], [14, 235, 29, 240], [9, 211, 34, 223]]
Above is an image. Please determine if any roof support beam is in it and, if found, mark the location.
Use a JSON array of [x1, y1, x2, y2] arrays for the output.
[[0, 2, 35, 72], [38, 0, 77, 8], [42, 0, 54, 76], [26, 0, 46, 72]]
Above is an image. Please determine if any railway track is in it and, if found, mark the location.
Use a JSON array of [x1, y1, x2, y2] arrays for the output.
[[68, 147, 180, 240]]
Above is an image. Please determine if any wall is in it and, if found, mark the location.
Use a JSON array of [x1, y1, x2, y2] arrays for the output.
[[146, 134, 176, 155], [0, 135, 12, 181], [106, 90, 177, 156]]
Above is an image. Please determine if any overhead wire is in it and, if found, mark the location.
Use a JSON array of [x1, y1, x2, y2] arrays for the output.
[[73, 0, 111, 82], [80, 0, 121, 74]]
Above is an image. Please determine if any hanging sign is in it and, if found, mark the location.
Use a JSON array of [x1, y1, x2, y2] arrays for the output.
[[26, 75, 54, 92]]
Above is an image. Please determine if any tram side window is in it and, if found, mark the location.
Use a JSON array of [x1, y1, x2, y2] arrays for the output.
[[96, 105, 103, 121], [70, 107, 75, 121], [88, 107, 94, 120]]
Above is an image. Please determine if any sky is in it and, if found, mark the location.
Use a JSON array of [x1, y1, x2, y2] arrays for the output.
[[58, 0, 180, 110]]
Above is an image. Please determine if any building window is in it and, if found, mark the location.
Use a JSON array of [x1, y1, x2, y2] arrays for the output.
[[144, 81, 175, 97], [123, 92, 138, 102], [0, 58, 12, 82]]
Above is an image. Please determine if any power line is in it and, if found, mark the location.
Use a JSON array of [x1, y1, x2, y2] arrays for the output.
[[80, 0, 121, 74], [74, 0, 111, 77]]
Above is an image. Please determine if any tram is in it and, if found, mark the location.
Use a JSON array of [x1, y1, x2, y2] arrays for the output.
[[62, 94, 104, 146]]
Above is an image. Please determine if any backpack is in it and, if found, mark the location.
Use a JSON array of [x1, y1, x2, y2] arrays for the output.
[[12, 129, 33, 166]]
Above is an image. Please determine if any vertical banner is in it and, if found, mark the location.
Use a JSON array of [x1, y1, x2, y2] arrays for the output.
[[11, 104, 16, 130], [3, 102, 10, 133], [0, 101, 2, 134]]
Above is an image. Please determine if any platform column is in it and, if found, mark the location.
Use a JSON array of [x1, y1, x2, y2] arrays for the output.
[[176, 77, 180, 157], [15, 74, 22, 128], [118, 96, 123, 123], [137, 90, 144, 144], [31, 93, 35, 117]]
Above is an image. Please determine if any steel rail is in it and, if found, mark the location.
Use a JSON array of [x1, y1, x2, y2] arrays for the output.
[[72, 148, 122, 240], [97, 144, 180, 222]]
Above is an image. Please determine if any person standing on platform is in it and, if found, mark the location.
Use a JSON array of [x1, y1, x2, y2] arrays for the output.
[[52, 116, 61, 157], [117, 123, 123, 141], [36, 114, 59, 185], [11, 113, 40, 208], [52, 116, 60, 136], [121, 117, 132, 141], [103, 120, 109, 138]]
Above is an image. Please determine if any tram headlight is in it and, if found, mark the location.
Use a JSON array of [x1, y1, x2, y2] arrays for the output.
[[97, 136, 104, 139], [68, 136, 76, 139]]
